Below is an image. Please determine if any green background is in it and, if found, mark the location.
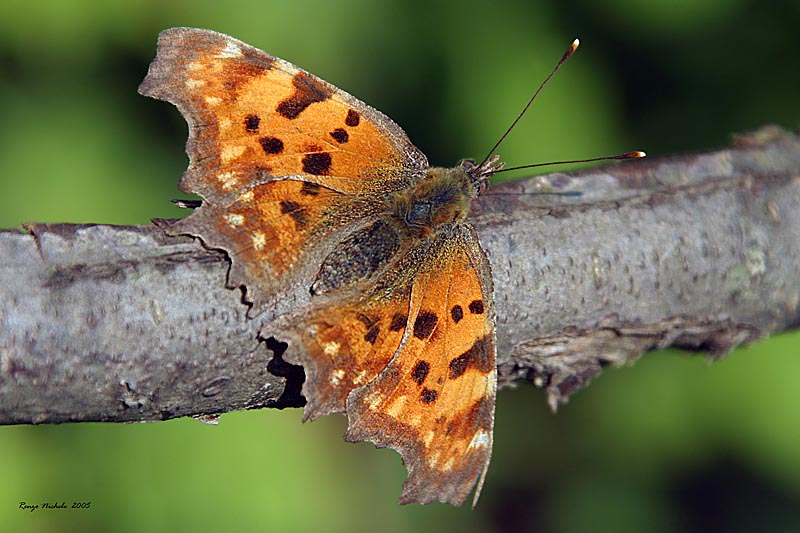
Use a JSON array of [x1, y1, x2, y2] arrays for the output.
[[1, 0, 799, 531]]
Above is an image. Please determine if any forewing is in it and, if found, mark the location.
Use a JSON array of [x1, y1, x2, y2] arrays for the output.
[[138, 28, 428, 312]]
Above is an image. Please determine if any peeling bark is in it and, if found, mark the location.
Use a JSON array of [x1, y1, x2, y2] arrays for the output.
[[1, 126, 798, 425]]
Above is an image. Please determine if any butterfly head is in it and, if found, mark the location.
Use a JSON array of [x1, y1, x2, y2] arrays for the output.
[[460, 155, 506, 194]]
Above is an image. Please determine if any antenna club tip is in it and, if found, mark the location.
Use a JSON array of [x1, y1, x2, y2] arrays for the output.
[[617, 151, 646, 159], [561, 39, 580, 61]]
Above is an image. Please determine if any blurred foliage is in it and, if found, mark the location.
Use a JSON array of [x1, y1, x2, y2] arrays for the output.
[[1, 0, 799, 531]]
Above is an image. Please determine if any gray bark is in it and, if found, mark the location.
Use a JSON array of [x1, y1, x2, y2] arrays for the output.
[[1, 126, 798, 425]]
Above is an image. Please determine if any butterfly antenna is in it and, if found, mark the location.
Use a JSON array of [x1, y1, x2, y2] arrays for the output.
[[496, 151, 646, 174], [478, 38, 580, 170]]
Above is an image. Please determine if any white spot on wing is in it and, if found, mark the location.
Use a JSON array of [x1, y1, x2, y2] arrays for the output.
[[330, 368, 345, 386], [225, 213, 244, 227], [353, 370, 367, 385], [185, 78, 205, 89], [217, 41, 243, 58], [323, 341, 340, 356], [468, 429, 490, 450], [221, 144, 245, 163], [364, 389, 382, 410], [442, 457, 455, 471], [204, 96, 222, 106], [427, 450, 441, 469], [218, 171, 240, 190], [385, 396, 406, 418], [251, 232, 266, 251]]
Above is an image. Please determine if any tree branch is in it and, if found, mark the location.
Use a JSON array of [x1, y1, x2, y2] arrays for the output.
[[1, 126, 798, 425]]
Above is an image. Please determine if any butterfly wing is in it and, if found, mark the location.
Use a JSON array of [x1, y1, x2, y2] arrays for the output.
[[277, 288, 409, 421], [141, 28, 497, 505], [347, 223, 496, 506], [139, 28, 428, 312], [278, 223, 496, 506]]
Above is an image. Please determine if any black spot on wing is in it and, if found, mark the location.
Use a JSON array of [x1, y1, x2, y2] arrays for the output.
[[449, 336, 492, 379], [301, 182, 321, 196], [451, 305, 464, 323], [356, 314, 378, 328], [364, 326, 380, 345], [469, 299, 485, 314], [276, 72, 332, 119], [420, 388, 437, 404], [302, 153, 332, 175], [389, 313, 407, 331], [345, 109, 360, 127], [259, 136, 284, 154], [279, 200, 307, 229], [411, 360, 430, 385], [330, 128, 348, 144], [244, 114, 260, 132], [413, 311, 438, 340]]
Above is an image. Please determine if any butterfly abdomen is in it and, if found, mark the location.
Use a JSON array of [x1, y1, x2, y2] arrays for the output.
[[311, 220, 402, 295]]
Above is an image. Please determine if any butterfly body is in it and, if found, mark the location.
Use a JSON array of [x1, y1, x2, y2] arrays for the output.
[[309, 163, 479, 296], [140, 27, 498, 506]]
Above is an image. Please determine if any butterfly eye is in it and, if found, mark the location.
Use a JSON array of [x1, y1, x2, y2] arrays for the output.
[[459, 159, 476, 171]]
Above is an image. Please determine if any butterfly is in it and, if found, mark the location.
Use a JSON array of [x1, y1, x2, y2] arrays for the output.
[[138, 27, 603, 506]]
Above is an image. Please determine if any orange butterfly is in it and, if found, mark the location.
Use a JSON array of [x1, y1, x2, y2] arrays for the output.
[[139, 28, 571, 506]]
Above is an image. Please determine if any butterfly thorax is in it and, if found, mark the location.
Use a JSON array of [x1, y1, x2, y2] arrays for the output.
[[389, 164, 479, 239]]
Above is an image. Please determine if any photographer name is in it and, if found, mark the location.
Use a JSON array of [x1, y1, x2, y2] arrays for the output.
[[19, 501, 91, 512]]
